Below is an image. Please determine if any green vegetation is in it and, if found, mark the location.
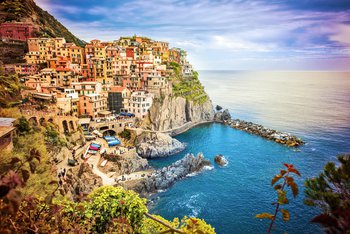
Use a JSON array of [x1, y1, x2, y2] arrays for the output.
[[82, 186, 148, 233], [0, 112, 215, 233], [0, 72, 22, 108], [45, 123, 67, 147], [171, 66, 209, 104], [0, 119, 57, 197], [119, 129, 132, 140], [256, 163, 301, 234], [141, 215, 216, 234], [1, 164, 216, 233], [304, 154, 350, 233]]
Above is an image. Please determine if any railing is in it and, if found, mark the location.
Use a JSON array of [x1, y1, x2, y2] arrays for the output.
[[145, 213, 184, 234]]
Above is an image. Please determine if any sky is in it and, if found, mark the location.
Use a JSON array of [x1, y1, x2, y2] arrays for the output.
[[35, 0, 350, 70]]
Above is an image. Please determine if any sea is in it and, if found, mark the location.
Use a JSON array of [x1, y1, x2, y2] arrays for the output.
[[148, 71, 350, 234]]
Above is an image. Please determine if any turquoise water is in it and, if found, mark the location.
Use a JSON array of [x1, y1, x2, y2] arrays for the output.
[[149, 71, 350, 234]]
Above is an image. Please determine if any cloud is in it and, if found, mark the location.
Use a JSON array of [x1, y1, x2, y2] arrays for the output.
[[329, 24, 350, 45], [33, 0, 350, 70], [35, 0, 81, 14]]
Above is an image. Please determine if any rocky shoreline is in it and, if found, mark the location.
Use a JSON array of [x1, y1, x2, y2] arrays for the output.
[[122, 153, 212, 197], [135, 132, 185, 158], [215, 109, 304, 147]]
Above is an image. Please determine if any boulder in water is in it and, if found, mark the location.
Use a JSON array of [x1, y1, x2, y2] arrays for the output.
[[214, 154, 228, 166]]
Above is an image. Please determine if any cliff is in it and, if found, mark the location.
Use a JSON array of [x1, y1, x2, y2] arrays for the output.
[[0, 0, 84, 47], [60, 163, 103, 199], [141, 67, 215, 133], [143, 95, 214, 133]]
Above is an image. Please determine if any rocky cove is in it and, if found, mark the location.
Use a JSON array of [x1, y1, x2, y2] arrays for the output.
[[56, 87, 305, 204], [121, 153, 212, 197]]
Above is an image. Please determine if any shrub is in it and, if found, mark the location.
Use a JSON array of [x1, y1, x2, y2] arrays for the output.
[[83, 186, 148, 233], [119, 129, 131, 140], [304, 154, 350, 233]]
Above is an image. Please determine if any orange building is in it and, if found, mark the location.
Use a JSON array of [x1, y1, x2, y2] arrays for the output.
[[78, 94, 107, 118]]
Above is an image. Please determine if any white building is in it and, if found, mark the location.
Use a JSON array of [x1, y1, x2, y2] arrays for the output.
[[71, 82, 102, 95], [127, 91, 153, 118]]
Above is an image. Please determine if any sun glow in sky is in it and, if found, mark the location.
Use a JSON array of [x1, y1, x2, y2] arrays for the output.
[[35, 0, 350, 70]]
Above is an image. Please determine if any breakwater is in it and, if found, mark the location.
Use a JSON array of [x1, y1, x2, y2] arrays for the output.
[[214, 109, 304, 147], [226, 119, 304, 147]]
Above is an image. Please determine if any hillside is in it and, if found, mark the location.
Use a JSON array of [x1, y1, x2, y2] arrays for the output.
[[0, 0, 84, 47], [0, 69, 21, 107]]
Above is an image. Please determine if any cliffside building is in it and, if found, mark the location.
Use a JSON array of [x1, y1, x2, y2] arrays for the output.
[[127, 91, 153, 118], [0, 22, 39, 41], [79, 93, 107, 118]]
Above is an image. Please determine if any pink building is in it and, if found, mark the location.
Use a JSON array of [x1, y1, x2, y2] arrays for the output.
[[15, 64, 40, 76], [0, 22, 39, 41]]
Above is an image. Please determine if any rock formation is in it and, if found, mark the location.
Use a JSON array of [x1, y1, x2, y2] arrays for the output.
[[214, 154, 228, 166], [135, 132, 185, 158], [144, 96, 214, 132], [124, 153, 211, 196], [214, 107, 304, 147], [228, 119, 304, 147], [214, 109, 231, 122], [101, 150, 149, 175], [61, 163, 103, 200]]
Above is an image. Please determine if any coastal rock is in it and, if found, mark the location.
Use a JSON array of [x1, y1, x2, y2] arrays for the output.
[[215, 105, 223, 111], [143, 95, 214, 132], [62, 163, 103, 200], [50, 146, 70, 164], [126, 153, 211, 196], [101, 150, 149, 175], [222, 109, 231, 121], [136, 132, 185, 158], [214, 109, 231, 122], [214, 154, 228, 166]]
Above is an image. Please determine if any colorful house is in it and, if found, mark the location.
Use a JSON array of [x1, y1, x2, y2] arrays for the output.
[[0, 22, 39, 41]]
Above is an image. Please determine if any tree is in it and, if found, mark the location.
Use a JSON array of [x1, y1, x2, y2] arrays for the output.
[[15, 116, 32, 134], [256, 163, 301, 234], [304, 154, 350, 233]]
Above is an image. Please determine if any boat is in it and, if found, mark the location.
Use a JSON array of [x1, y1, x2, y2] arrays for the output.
[[104, 136, 116, 142], [91, 143, 101, 149], [108, 140, 120, 147], [89, 145, 99, 151]]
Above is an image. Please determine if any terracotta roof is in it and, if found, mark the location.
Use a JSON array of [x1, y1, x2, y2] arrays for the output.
[[110, 86, 126, 92], [56, 68, 71, 72]]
